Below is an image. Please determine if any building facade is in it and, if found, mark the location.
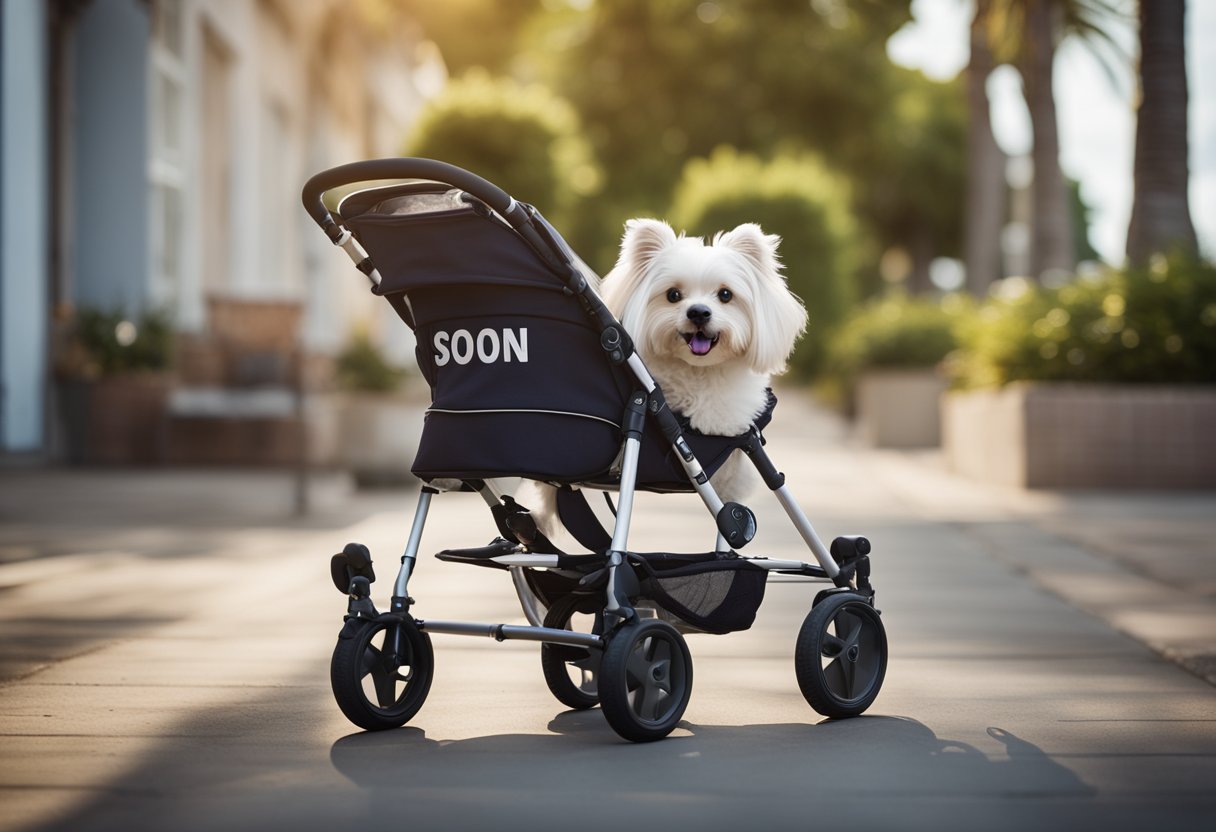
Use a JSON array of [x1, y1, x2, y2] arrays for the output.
[[0, 0, 443, 457]]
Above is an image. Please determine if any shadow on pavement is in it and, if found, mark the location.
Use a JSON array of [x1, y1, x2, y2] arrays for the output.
[[330, 714, 1095, 820]]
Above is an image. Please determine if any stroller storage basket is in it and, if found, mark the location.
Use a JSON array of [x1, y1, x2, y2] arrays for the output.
[[631, 553, 768, 635]]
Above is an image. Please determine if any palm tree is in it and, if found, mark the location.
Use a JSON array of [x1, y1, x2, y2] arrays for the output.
[[1126, 0, 1197, 265], [985, 0, 1126, 279], [1017, 0, 1076, 280], [965, 0, 1007, 295]]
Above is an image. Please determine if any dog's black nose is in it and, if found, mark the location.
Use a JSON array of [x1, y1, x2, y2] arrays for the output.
[[686, 304, 712, 326]]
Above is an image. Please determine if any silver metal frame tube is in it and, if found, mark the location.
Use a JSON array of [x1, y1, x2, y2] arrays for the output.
[[419, 620, 603, 649], [774, 485, 840, 578], [745, 558, 823, 572], [393, 489, 434, 598], [605, 436, 643, 615], [492, 554, 561, 567], [509, 566, 546, 626], [623, 353, 726, 519], [608, 437, 641, 553], [336, 230, 383, 286]]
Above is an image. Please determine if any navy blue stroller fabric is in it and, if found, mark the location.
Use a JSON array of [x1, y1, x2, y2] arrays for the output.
[[339, 184, 769, 489]]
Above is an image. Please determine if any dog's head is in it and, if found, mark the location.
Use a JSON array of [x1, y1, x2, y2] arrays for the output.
[[603, 218, 808, 374]]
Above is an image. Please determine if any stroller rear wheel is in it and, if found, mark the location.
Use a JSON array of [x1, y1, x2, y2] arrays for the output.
[[540, 594, 602, 710], [331, 616, 434, 731], [599, 618, 693, 742], [795, 592, 886, 719]]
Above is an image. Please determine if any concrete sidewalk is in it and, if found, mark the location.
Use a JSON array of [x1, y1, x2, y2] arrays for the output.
[[2, 388, 1213, 688], [2, 389, 1214, 832]]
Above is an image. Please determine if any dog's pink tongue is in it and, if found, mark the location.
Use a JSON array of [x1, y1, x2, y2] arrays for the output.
[[689, 333, 714, 356]]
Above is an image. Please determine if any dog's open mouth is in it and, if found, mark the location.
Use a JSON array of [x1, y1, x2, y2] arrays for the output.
[[681, 330, 719, 356]]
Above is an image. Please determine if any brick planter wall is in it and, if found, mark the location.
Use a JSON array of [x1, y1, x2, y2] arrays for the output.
[[943, 383, 1216, 488]]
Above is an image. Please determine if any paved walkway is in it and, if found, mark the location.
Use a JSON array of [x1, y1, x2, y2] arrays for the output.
[[2, 388, 1213, 687], [1, 389, 1213, 831]]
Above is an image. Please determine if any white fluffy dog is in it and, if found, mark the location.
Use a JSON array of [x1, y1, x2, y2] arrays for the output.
[[521, 218, 806, 548], [600, 218, 808, 503]]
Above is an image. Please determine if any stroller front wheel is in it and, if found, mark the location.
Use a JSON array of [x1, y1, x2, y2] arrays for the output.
[[331, 616, 434, 731], [795, 592, 887, 719], [598, 618, 693, 742]]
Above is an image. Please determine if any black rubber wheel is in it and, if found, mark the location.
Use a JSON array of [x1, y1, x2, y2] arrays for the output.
[[540, 594, 602, 710], [795, 592, 887, 718], [598, 618, 693, 742], [330, 616, 433, 731]]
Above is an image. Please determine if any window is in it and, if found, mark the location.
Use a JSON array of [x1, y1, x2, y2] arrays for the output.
[[149, 0, 187, 309]]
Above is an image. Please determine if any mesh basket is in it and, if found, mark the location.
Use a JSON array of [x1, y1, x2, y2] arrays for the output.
[[632, 553, 767, 634]]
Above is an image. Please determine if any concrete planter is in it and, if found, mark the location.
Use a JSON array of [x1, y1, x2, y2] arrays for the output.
[[339, 391, 426, 486], [856, 368, 948, 448], [943, 383, 1216, 488]]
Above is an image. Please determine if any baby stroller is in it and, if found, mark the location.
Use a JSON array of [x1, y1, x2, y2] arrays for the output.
[[303, 159, 887, 742]]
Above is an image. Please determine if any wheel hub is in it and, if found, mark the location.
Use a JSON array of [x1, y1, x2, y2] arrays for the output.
[[847, 645, 860, 663]]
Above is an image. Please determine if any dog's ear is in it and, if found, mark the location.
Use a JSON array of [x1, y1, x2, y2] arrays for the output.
[[619, 218, 678, 273], [714, 223, 780, 274], [718, 224, 808, 374], [603, 219, 679, 330]]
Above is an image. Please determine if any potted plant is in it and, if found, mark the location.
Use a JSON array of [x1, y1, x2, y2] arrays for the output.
[[335, 330, 425, 486], [943, 256, 1216, 487], [55, 307, 174, 464], [827, 294, 965, 447]]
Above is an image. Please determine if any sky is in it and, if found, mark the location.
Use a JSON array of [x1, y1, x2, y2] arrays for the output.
[[886, 0, 1215, 265]]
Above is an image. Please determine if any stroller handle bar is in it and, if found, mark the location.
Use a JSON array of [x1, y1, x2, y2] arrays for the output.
[[301, 157, 525, 243]]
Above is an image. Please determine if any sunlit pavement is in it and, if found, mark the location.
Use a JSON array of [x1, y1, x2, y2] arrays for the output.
[[1, 389, 1213, 832]]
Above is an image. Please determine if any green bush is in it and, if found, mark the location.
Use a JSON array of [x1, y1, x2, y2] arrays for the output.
[[72, 308, 173, 377], [403, 71, 599, 226], [828, 293, 965, 378], [336, 332, 406, 393], [669, 147, 861, 375], [951, 256, 1216, 388]]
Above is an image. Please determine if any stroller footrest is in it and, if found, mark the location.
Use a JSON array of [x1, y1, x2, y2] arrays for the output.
[[436, 538, 521, 569]]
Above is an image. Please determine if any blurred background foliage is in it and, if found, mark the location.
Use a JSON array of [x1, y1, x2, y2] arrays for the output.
[[369, 0, 1210, 388], [63, 308, 174, 379], [336, 330, 408, 393], [404, 71, 600, 228], [951, 256, 1216, 387]]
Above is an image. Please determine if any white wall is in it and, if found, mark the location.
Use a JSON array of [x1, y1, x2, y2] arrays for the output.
[[1, 0, 49, 452]]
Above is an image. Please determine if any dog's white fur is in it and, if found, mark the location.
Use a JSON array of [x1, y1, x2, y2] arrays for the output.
[[601, 218, 807, 502]]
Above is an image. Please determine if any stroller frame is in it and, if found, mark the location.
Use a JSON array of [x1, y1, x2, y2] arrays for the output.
[[304, 158, 886, 742]]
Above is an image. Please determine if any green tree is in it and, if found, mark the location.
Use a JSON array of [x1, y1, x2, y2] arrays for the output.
[[357, 0, 544, 75], [541, 0, 915, 222], [403, 72, 599, 227], [859, 70, 967, 296]]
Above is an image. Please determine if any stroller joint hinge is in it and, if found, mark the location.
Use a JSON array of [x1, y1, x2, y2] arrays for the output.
[[742, 430, 786, 490], [623, 393, 648, 438], [599, 325, 633, 365]]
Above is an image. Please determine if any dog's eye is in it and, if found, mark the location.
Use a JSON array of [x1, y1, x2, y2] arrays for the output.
[[666, 288, 682, 303], [717, 288, 733, 303]]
